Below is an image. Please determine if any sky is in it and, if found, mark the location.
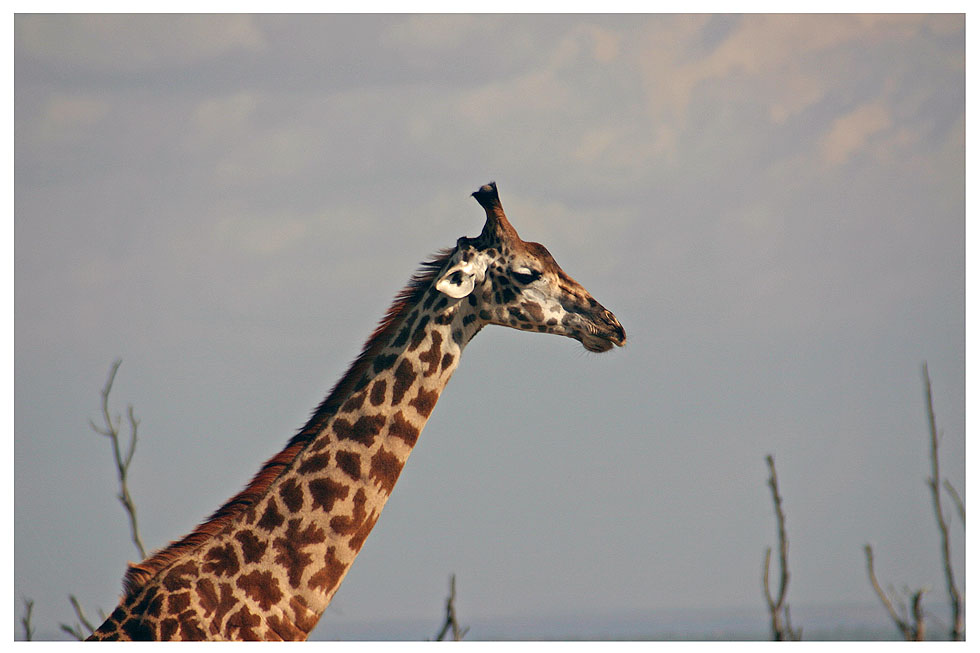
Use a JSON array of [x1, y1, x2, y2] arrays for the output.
[[14, 13, 965, 640]]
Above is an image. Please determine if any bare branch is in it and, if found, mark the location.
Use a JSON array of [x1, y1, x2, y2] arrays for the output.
[[762, 455, 801, 641], [762, 547, 773, 610], [435, 574, 469, 641], [909, 590, 927, 642], [20, 598, 35, 641], [922, 363, 963, 640], [93, 359, 147, 560], [783, 605, 799, 642], [943, 479, 965, 525], [864, 544, 923, 640], [70, 594, 96, 635], [58, 594, 97, 640], [22, 361, 150, 640], [61, 624, 85, 641]]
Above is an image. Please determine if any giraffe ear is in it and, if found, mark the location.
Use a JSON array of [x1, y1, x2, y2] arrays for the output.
[[435, 258, 484, 299]]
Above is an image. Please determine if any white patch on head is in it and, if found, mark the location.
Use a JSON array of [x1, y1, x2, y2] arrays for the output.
[[435, 252, 488, 299]]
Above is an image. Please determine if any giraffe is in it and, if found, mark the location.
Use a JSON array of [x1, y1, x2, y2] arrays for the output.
[[87, 182, 626, 640]]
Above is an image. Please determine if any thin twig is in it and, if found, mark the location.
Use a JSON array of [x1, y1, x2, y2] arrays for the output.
[[71, 594, 96, 636], [922, 363, 963, 640], [943, 479, 965, 525], [762, 455, 800, 641], [91, 359, 147, 560], [59, 594, 97, 640], [864, 544, 923, 640], [435, 574, 469, 641], [61, 623, 85, 640], [909, 590, 926, 642], [21, 598, 35, 641]]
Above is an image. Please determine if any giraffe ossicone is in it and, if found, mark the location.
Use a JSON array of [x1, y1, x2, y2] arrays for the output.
[[88, 182, 625, 640]]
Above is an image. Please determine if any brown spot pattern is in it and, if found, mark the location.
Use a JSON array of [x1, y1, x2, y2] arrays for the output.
[[266, 613, 303, 640], [237, 570, 283, 611], [106, 606, 126, 627], [374, 351, 399, 372], [134, 586, 163, 618], [308, 546, 346, 594], [341, 391, 366, 413], [418, 330, 443, 376], [235, 530, 268, 564], [334, 414, 386, 446], [409, 387, 439, 417], [273, 519, 327, 588], [392, 358, 415, 404], [349, 509, 380, 552], [521, 301, 544, 321], [409, 315, 431, 350], [180, 616, 207, 640], [335, 450, 361, 480], [369, 447, 403, 495], [308, 434, 332, 453], [162, 561, 199, 592], [298, 451, 330, 474], [203, 542, 240, 578], [121, 617, 155, 640], [257, 498, 285, 532], [160, 618, 179, 640], [388, 410, 420, 447], [441, 352, 455, 372], [330, 487, 367, 535], [370, 379, 387, 406], [309, 476, 349, 513], [226, 606, 261, 640], [391, 324, 411, 348], [168, 592, 191, 614], [197, 578, 236, 629], [290, 595, 319, 634], [279, 477, 304, 513]]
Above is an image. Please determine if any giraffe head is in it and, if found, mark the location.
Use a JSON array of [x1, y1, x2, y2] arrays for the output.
[[435, 182, 626, 353]]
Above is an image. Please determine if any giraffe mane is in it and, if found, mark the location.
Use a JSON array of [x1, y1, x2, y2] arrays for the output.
[[121, 248, 455, 598]]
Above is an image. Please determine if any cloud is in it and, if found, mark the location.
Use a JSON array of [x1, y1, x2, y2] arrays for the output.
[[181, 91, 323, 189], [183, 92, 262, 173], [453, 69, 571, 126], [635, 14, 946, 129], [820, 103, 892, 166], [380, 14, 489, 51], [17, 14, 266, 72], [34, 93, 110, 142], [547, 22, 622, 67], [574, 126, 619, 163]]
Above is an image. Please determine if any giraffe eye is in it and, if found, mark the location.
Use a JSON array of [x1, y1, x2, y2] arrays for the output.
[[512, 268, 542, 285]]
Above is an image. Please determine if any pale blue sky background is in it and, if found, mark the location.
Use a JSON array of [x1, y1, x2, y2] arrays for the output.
[[15, 14, 964, 640]]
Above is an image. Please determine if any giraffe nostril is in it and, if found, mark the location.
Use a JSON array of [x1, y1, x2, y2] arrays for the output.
[[601, 310, 626, 345]]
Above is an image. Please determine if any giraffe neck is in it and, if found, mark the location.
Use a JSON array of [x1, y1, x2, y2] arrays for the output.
[[90, 268, 484, 640], [241, 283, 480, 633]]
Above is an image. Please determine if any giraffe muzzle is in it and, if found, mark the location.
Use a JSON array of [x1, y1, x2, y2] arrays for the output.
[[579, 308, 626, 352]]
